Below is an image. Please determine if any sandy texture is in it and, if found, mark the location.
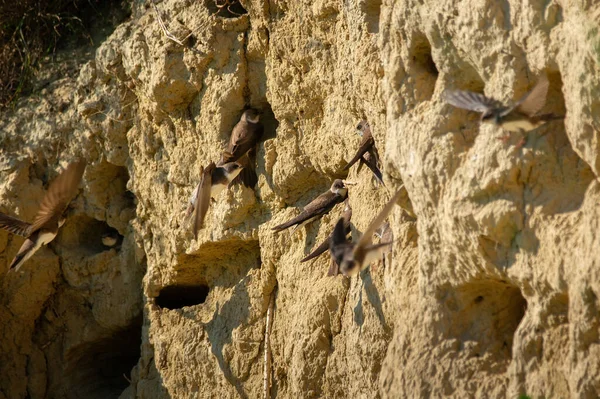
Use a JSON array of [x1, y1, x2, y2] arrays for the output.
[[1, 0, 599, 398]]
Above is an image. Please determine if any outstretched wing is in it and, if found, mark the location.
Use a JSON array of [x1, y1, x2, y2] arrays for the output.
[[511, 75, 549, 117], [0, 212, 32, 237], [443, 90, 500, 113], [30, 160, 86, 233]]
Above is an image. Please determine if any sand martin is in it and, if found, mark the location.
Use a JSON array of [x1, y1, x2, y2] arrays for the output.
[[191, 161, 244, 238], [102, 231, 119, 248], [443, 75, 562, 139], [343, 120, 384, 185], [219, 108, 264, 188], [272, 179, 348, 234], [329, 189, 402, 277], [0, 160, 86, 272], [300, 198, 352, 264]]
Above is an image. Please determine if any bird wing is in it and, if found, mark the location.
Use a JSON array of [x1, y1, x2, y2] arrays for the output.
[[272, 191, 342, 232], [194, 162, 216, 238], [511, 75, 549, 117], [362, 150, 384, 185], [443, 90, 500, 113], [354, 189, 403, 264], [343, 135, 374, 171], [30, 160, 86, 233], [227, 122, 263, 161], [0, 212, 32, 237], [232, 149, 258, 188]]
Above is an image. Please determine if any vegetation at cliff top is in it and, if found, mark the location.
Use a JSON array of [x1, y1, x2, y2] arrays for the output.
[[0, 0, 123, 110]]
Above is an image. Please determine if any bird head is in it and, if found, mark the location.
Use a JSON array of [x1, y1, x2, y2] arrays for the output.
[[340, 258, 359, 277], [330, 179, 348, 197], [241, 109, 261, 124], [223, 162, 244, 181], [356, 120, 369, 137]]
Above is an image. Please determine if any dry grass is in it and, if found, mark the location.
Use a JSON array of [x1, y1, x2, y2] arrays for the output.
[[0, 0, 105, 109]]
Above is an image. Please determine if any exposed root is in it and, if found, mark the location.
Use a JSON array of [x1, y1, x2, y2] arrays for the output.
[[151, 0, 204, 55], [263, 287, 276, 399]]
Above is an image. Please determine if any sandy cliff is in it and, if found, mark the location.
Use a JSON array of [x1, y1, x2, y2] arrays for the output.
[[1, 0, 599, 398]]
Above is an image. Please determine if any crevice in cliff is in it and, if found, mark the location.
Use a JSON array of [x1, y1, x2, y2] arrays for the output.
[[206, 0, 248, 18], [62, 317, 142, 399], [409, 33, 438, 102], [156, 284, 210, 309], [361, 0, 382, 34], [445, 279, 527, 360]]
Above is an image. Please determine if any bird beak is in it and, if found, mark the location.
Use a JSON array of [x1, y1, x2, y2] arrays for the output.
[[342, 180, 357, 186]]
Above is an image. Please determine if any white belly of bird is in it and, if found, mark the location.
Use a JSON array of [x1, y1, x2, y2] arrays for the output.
[[211, 183, 227, 199], [39, 230, 57, 246], [500, 119, 539, 132]]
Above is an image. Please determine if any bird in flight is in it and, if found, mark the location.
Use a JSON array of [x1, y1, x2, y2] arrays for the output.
[[0, 160, 86, 272], [443, 75, 562, 144], [329, 189, 402, 277]]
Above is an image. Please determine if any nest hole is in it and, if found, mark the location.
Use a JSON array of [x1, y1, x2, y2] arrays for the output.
[[156, 285, 210, 309], [62, 319, 142, 399], [446, 279, 527, 359], [59, 215, 121, 254], [409, 33, 439, 102]]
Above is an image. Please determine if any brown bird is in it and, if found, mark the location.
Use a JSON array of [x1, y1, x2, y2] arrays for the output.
[[329, 189, 402, 277], [300, 198, 352, 263], [272, 179, 348, 234], [443, 75, 562, 139], [219, 108, 264, 188], [191, 161, 244, 238], [343, 120, 384, 185], [0, 160, 86, 272]]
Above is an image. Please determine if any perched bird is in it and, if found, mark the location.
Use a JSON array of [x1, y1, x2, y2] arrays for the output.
[[219, 108, 264, 188], [443, 75, 562, 139], [101, 231, 119, 248], [343, 120, 384, 185], [272, 179, 349, 234], [300, 199, 352, 263], [191, 161, 244, 238], [329, 189, 402, 277], [0, 160, 86, 272]]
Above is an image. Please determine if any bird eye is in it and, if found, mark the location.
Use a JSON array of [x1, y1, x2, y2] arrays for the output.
[[356, 123, 362, 130]]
